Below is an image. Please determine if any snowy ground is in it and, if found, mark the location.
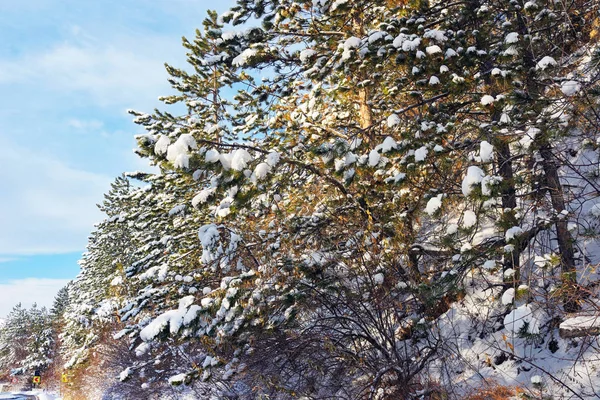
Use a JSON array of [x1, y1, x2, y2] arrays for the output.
[[0, 391, 61, 400], [0, 395, 36, 400]]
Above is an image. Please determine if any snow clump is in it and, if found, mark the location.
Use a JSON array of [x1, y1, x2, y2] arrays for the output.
[[119, 367, 133, 382], [504, 304, 539, 334], [505, 32, 519, 43], [230, 148, 253, 171], [461, 166, 485, 196], [561, 80, 581, 96], [166, 134, 197, 169], [505, 226, 524, 241], [154, 135, 171, 155], [462, 210, 477, 228], [414, 146, 428, 161], [426, 45, 442, 55], [252, 162, 271, 183], [205, 149, 220, 163], [369, 150, 381, 166], [387, 113, 400, 127], [536, 56, 557, 70], [481, 95, 495, 105], [425, 194, 444, 215], [192, 188, 216, 207], [266, 151, 281, 166], [299, 49, 317, 63], [342, 36, 362, 60], [479, 141, 494, 162], [379, 137, 397, 153], [501, 288, 515, 305], [168, 373, 187, 385], [232, 48, 259, 67], [591, 204, 600, 217]]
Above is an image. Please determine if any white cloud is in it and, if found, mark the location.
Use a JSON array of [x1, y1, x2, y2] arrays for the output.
[[0, 26, 174, 257], [0, 7, 197, 259], [0, 140, 112, 255], [0, 278, 70, 317], [0, 32, 181, 108], [67, 118, 104, 130]]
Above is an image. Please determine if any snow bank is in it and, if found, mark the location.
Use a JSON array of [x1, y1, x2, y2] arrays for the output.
[[559, 315, 600, 338]]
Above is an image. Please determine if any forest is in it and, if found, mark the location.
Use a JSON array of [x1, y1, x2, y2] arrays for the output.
[[2, 0, 600, 398]]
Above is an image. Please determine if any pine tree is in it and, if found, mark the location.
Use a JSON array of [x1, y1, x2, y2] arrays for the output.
[[61, 176, 137, 369], [50, 285, 70, 320], [0, 304, 54, 376], [22, 304, 54, 372], [0, 303, 29, 374], [48, 1, 600, 397]]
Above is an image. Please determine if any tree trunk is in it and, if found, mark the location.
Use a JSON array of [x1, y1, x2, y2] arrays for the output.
[[479, 42, 521, 282], [352, 12, 374, 132], [358, 88, 373, 129], [495, 138, 520, 282], [514, 9, 579, 311], [539, 143, 579, 312]]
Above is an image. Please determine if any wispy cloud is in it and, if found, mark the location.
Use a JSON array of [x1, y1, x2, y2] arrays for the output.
[[0, 35, 179, 108], [0, 140, 112, 255], [0, 1, 230, 273], [67, 118, 104, 131], [0, 278, 70, 317], [0, 21, 175, 257]]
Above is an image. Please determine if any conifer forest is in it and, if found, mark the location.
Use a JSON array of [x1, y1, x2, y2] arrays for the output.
[[3, 0, 600, 398]]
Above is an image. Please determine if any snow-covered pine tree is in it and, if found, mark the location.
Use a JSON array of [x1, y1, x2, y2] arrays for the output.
[[124, 2, 472, 396], [50, 285, 70, 321], [52, 0, 600, 397], [0, 304, 54, 377], [22, 304, 54, 373], [0, 303, 30, 375], [61, 176, 138, 369]]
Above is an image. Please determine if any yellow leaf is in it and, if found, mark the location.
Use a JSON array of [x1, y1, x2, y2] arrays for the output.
[[507, 341, 514, 352]]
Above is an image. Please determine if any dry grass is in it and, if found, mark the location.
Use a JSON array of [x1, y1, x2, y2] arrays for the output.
[[465, 382, 525, 400]]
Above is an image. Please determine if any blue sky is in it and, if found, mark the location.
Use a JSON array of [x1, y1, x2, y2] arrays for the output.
[[0, 0, 232, 316]]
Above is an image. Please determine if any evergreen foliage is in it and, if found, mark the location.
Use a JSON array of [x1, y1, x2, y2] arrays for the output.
[[0, 303, 54, 375]]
